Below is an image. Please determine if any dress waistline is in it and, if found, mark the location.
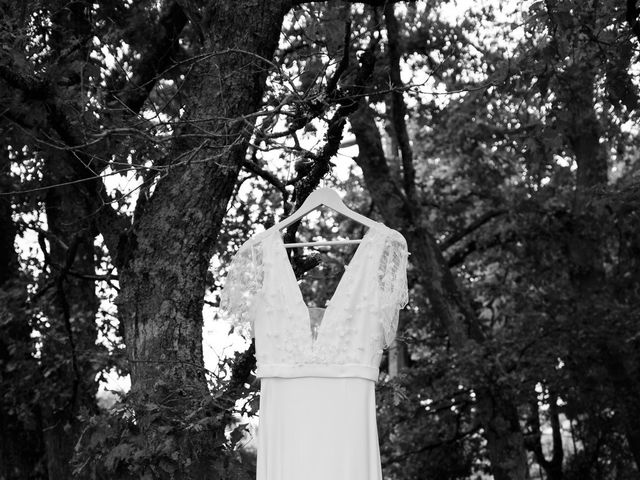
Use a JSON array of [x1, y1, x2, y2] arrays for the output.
[[256, 363, 379, 381]]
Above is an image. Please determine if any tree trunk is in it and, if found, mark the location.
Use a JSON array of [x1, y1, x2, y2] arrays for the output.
[[33, 4, 103, 476], [38, 151, 100, 480], [388, 313, 410, 378], [559, 63, 640, 469], [112, 2, 289, 477], [528, 395, 564, 480], [350, 102, 530, 480]]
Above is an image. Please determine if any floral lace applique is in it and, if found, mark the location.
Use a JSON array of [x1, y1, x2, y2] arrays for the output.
[[218, 225, 410, 380], [218, 239, 264, 338], [376, 231, 409, 347]]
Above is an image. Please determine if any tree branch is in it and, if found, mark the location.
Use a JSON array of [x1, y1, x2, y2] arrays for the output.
[[1, 2, 191, 268], [241, 157, 288, 197], [281, 33, 378, 277], [549, 392, 564, 469], [107, 1, 188, 114], [446, 230, 517, 268], [285, 32, 378, 223], [441, 209, 508, 250], [326, 20, 351, 96], [382, 421, 482, 467], [0, 65, 50, 99], [384, 2, 417, 204]]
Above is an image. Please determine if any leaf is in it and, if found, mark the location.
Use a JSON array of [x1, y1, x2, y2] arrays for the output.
[[230, 423, 249, 446], [104, 443, 131, 470], [89, 430, 107, 448]]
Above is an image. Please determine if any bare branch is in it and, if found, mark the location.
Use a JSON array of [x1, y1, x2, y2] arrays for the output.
[[240, 157, 288, 197]]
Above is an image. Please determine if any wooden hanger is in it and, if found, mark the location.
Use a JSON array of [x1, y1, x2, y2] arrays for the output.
[[269, 187, 379, 248]]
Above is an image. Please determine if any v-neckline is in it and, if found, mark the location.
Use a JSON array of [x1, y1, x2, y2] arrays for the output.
[[271, 222, 383, 342]]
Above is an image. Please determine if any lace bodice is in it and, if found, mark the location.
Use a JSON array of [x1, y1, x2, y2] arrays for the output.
[[218, 222, 409, 381]]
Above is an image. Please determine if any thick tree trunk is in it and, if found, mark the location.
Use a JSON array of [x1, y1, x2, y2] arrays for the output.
[[350, 103, 530, 480], [112, 2, 289, 478]]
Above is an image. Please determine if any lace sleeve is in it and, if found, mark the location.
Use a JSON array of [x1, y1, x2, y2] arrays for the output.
[[377, 231, 409, 348], [218, 239, 264, 338]]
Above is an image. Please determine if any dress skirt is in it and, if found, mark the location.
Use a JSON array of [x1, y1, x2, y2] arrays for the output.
[[256, 377, 383, 480]]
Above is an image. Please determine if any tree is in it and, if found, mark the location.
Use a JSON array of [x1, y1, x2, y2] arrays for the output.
[[2, 0, 639, 479]]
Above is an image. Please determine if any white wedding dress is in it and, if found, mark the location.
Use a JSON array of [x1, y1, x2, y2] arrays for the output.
[[219, 221, 409, 480]]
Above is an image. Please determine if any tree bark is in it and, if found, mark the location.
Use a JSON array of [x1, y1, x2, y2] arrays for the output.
[[111, 2, 290, 477], [350, 102, 530, 480], [1, 1, 288, 476]]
